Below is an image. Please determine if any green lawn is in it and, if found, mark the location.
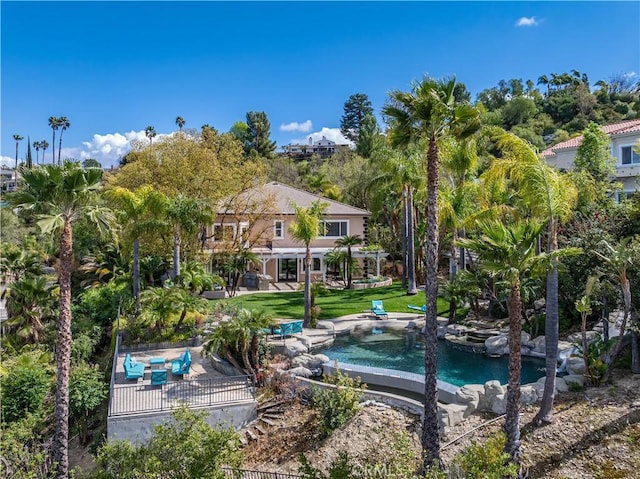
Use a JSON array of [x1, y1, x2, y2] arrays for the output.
[[217, 282, 449, 320]]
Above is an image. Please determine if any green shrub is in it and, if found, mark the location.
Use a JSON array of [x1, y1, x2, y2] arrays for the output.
[[1, 355, 53, 423], [312, 366, 365, 438], [299, 451, 359, 479], [451, 431, 518, 479]]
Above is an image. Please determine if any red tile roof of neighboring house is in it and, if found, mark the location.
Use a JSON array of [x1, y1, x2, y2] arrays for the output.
[[541, 119, 640, 157]]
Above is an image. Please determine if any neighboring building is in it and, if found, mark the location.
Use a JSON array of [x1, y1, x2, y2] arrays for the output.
[[204, 181, 386, 283], [283, 136, 350, 159], [1, 168, 19, 192], [541, 119, 640, 200]]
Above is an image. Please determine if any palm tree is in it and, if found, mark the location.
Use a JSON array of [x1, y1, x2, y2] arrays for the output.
[[145, 125, 157, 146], [459, 220, 544, 467], [172, 286, 209, 331], [8, 163, 115, 479], [105, 185, 166, 306], [140, 285, 179, 330], [175, 116, 185, 131], [33, 140, 41, 165], [48, 116, 60, 164], [4, 275, 55, 345], [382, 75, 481, 469], [57, 116, 70, 165], [335, 235, 362, 289], [288, 200, 327, 328], [41, 140, 49, 165], [482, 128, 578, 425], [13, 134, 23, 170]]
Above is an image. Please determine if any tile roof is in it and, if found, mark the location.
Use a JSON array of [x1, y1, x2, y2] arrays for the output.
[[221, 181, 371, 216], [541, 119, 640, 157]]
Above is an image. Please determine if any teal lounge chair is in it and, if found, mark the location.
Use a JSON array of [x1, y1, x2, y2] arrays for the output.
[[123, 353, 145, 380], [371, 300, 388, 319], [407, 304, 426, 312], [171, 349, 191, 378]]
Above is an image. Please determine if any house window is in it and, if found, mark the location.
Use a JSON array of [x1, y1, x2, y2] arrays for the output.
[[621, 146, 640, 165], [274, 220, 284, 239], [320, 220, 348, 238], [303, 257, 322, 272], [212, 224, 235, 242]]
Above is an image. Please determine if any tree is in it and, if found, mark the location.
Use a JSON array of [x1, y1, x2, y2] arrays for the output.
[[69, 363, 107, 445], [94, 406, 243, 479], [288, 200, 327, 328], [8, 163, 115, 478], [340, 93, 374, 144], [145, 125, 157, 146], [175, 115, 185, 131], [41, 140, 49, 165], [335, 235, 362, 289], [105, 185, 166, 305], [57, 116, 70, 165], [459, 220, 544, 467], [25, 137, 33, 169], [481, 128, 579, 425], [82, 158, 102, 168], [355, 113, 384, 158], [13, 134, 23, 170], [48, 116, 60, 164], [33, 140, 42, 165], [245, 111, 277, 158], [4, 275, 56, 345], [382, 75, 481, 469]]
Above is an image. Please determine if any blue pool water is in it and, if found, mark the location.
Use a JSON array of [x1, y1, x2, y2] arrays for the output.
[[320, 328, 546, 387]]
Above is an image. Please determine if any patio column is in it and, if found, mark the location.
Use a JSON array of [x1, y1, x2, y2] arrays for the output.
[[376, 252, 381, 277], [261, 257, 269, 275]]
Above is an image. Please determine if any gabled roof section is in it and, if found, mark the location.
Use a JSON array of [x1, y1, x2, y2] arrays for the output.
[[542, 119, 640, 157], [253, 181, 370, 216]]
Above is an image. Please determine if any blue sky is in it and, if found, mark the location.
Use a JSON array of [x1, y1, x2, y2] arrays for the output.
[[2, 1, 639, 169]]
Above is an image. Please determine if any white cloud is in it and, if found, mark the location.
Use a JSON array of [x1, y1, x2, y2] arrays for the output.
[[516, 16, 538, 27], [56, 130, 170, 168], [279, 120, 313, 132], [1, 155, 15, 168], [290, 127, 354, 147], [624, 71, 637, 79]]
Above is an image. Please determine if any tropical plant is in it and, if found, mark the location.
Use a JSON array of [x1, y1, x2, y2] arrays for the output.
[[177, 259, 225, 294], [8, 163, 115, 478], [481, 127, 579, 425], [334, 234, 363, 289], [460, 219, 566, 467], [56, 116, 70, 164], [288, 200, 327, 327], [215, 248, 259, 297], [175, 115, 185, 131], [382, 75, 481, 469], [41, 140, 49, 165], [4, 275, 56, 345], [48, 116, 60, 164], [145, 125, 157, 145], [69, 362, 107, 445]]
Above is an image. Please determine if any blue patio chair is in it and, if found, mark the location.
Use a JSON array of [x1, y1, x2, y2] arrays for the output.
[[123, 353, 145, 380], [371, 300, 388, 319], [407, 304, 426, 312], [171, 349, 191, 378]]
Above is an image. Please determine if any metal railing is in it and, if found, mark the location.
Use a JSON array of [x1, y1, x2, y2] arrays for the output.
[[222, 468, 301, 479], [109, 375, 255, 416]]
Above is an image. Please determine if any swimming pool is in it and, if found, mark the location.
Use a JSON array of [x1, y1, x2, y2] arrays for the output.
[[320, 327, 546, 387]]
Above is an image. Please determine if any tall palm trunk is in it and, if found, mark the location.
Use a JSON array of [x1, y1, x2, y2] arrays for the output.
[[132, 239, 141, 305], [303, 247, 311, 328], [401, 187, 408, 288], [51, 130, 56, 165], [505, 278, 523, 465], [535, 220, 559, 424], [54, 219, 73, 478], [58, 131, 65, 165], [407, 186, 418, 294], [422, 136, 441, 470], [173, 226, 181, 280], [15, 141, 19, 170]]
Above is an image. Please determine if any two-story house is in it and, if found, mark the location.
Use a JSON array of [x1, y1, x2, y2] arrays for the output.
[[205, 181, 385, 284], [542, 119, 640, 200], [283, 136, 350, 159]]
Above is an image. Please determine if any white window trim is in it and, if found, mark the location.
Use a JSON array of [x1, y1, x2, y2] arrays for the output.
[[619, 143, 640, 166], [273, 220, 284, 239], [212, 222, 248, 243], [319, 220, 349, 239]]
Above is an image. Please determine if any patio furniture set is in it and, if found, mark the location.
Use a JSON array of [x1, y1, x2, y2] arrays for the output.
[[123, 349, 192, 385]]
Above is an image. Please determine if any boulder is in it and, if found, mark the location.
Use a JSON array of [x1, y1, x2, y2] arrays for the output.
[[532, 335, 546, 354], [520, 385, 538, 405], [288, 366, 313, 378], [490, 393, 508, 414], [530, 382, 546, 400], [566, 356, 586, 375], [455, 385, 482, 416], [315, 320, 334, 330], [520, 331, 531, 344], [438, 403, 469, 428], [567, 331, 600, 345], [483, 380, 505, 411], [555, 377, 569, 393], [534, 298, 546, 311], [485, 335, 508, 356], [283, 341, 308, 358], [291, 353, 328, 370], [563, 374, 584, 388]]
